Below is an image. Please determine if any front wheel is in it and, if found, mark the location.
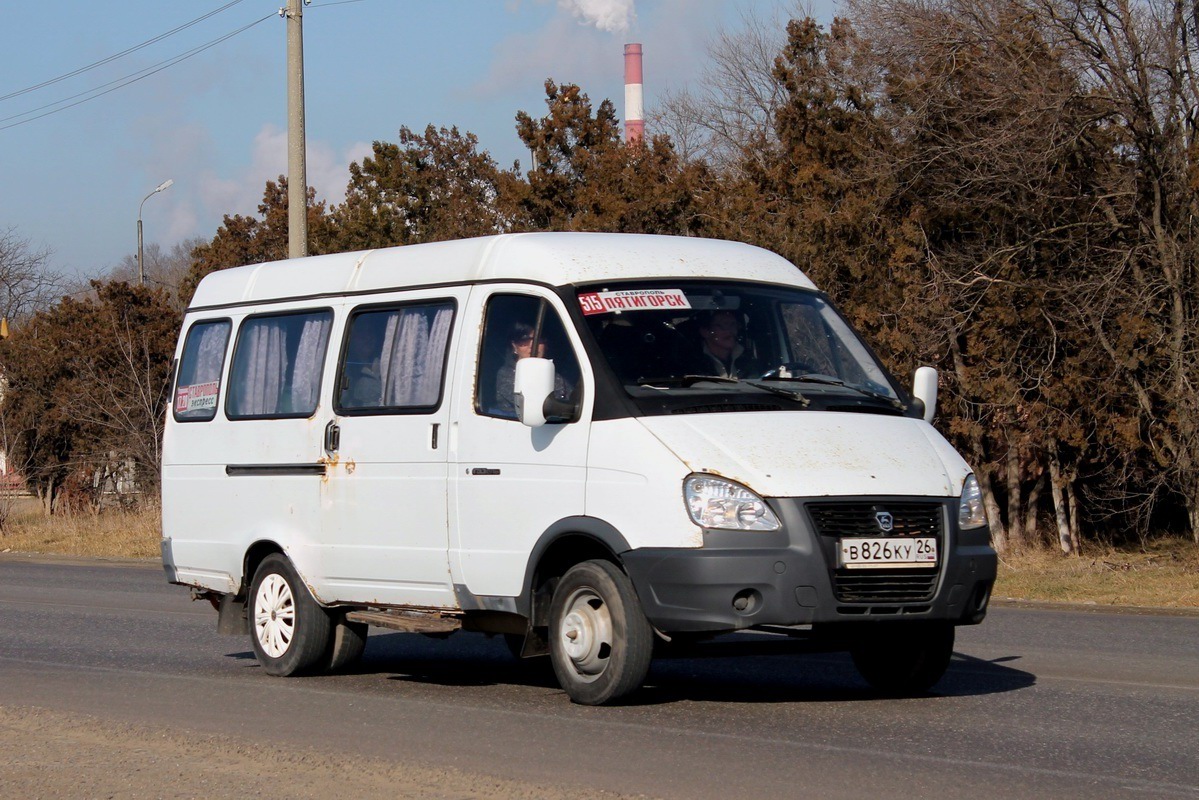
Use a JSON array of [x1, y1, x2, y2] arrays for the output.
[[249, 554, 332, 676], [850, 623, 955, 695], [549, 560, 653, 705]]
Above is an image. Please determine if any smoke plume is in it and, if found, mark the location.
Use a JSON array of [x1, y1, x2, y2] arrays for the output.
[[558, 0, 636, 33]]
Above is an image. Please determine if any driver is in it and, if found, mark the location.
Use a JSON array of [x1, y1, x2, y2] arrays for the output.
[[494, 322, 571, 419], [692, 310, 760, 378]]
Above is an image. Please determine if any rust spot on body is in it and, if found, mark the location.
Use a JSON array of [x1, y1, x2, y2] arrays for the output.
[[317, 454, 338, 482], [345, 460, 356, 474]]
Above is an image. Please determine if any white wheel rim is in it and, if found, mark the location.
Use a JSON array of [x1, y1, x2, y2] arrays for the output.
[[254, 573, 296, 658], [559, 587, 613, 682]]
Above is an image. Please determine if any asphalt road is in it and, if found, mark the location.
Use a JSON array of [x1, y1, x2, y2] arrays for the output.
[[1, 553, 1197, 799]]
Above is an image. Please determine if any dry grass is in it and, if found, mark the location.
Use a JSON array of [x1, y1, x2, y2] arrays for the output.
[[994, 537, 1199, 608], [0, 496, 161, 560]]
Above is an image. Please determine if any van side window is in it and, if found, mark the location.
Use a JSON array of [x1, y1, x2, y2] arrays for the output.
[[476, 295, 581, 420], [336, 301, 455, 413], [226, 310, 333, 419], [173, 319, 231, 422]]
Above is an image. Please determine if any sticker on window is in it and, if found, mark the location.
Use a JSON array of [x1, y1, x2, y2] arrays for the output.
[[176, 381, 220, 414], [579, 289, 691, 315]]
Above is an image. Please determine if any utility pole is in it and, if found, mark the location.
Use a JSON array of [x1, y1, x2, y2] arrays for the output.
[[285, 0, 308, 259]]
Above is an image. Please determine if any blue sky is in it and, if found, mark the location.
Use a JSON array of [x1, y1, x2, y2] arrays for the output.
[[1, 0, 832, 278]]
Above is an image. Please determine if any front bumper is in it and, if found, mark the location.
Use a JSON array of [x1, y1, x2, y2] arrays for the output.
[[621, 496, 997, 634]]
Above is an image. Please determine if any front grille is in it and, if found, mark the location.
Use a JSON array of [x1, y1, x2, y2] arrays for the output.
[[808, 502, 942, 538], [833, 570, 939, 602], [807, 501, 944, 603]]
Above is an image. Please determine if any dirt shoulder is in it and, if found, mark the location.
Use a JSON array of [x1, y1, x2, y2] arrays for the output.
[[0, 705, 651, 800]]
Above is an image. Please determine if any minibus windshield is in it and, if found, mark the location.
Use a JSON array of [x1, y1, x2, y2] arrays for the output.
[[577, 281, 906, 415]]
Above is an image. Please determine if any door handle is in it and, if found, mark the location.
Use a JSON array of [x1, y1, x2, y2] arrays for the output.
[[324, 420, 340, 456]]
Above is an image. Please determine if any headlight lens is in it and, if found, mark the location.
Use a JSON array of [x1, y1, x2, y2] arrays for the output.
[[684, 475, 781, 531], [958, 473, 987, 529]]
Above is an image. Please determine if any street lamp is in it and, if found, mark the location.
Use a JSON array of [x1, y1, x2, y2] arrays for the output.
[[137, 179, 174, 286]]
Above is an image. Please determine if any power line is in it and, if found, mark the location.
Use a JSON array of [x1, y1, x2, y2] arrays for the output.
[[0, 0, 249, 104], [0, 0, 369, 133], [0, 13, 275, 133], [0, 14, 272, 127]]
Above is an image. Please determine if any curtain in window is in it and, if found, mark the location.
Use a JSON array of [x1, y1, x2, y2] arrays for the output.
[[235, 321, 289, 416], [192, 323, 228, 384], [289, 315, 331, 413], [414, 307, 452, 403], [379, 305, 452, 407]]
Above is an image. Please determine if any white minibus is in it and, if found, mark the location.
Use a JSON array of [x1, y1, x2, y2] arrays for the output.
[[162, 232, 996, 704]]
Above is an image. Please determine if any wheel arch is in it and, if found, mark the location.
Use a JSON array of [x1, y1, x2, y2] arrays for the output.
[[521, 517, 633, 628], [241, 539, 286, 598]]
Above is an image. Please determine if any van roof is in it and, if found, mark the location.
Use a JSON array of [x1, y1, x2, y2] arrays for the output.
[[188, 232, 816, 310]]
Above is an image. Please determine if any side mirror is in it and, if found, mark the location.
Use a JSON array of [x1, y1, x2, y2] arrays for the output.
[[912, 366, 938, 423], [514, 357, 555, 427]]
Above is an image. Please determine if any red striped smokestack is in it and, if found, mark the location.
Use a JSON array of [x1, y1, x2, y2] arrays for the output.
[[624, 43, 644, 143]]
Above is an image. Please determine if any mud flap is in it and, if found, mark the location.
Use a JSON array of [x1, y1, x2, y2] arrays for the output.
[[217, 594, 249, 635]]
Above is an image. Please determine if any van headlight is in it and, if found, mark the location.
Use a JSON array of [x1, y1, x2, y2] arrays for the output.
[[958, 474, 988, 529], [684, 475, 781, 531]]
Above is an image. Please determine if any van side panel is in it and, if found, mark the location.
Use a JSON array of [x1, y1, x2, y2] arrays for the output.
[[162, 306, 332, 594]]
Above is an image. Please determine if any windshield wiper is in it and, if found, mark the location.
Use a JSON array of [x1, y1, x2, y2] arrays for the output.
[[772, 374, 902, 409], [637, 375, 809, 405], [742, 380, 809, 406]]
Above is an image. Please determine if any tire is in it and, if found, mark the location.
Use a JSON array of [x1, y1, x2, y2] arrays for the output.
[[549, 560, 653, 705], [321, 612, 368, 673], [850, 623, 955, 695], [249, 553, 332, 676]]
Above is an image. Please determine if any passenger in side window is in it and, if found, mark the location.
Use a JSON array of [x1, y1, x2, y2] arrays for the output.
[[343, 327, 382, 408]]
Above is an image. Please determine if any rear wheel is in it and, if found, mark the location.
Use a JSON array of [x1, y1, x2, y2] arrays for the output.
[[549, 560, 653, 705], [850, 623, 955, 695], [249, 554, 332, 676]]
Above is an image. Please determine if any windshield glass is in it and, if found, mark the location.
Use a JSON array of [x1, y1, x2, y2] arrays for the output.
[[577, 281, 904, 415]]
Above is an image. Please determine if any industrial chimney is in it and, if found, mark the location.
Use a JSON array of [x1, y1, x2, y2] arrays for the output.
[[624, 43, 644, 143]]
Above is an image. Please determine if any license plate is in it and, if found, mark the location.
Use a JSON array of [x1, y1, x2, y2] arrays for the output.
[[838, 537, 938, 569]]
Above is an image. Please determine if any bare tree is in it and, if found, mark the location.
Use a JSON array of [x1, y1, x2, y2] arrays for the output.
[[0, 227, 61, 323], [0, 228, 63, 524], [652, 4, 799, 168], [106, 237, 206, 312], [1030, 0, 1199, 540], [841, 0, 1199, 543]]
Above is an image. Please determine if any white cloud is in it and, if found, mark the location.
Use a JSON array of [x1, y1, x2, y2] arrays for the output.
[[186, 124, 370, 233], [558, 0, 637, 33], [311, 139, 373, 206]]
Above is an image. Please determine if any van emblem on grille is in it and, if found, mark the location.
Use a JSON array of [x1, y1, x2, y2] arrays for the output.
[[875, 511, 894, 532]]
